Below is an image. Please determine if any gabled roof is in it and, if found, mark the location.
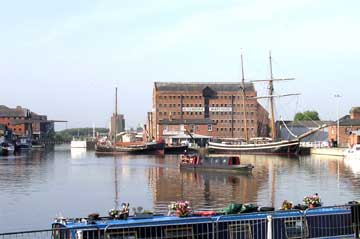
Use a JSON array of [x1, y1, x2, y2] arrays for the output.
[[154, 82, 254, 92], [350, 107, 360, 114], [338, 115, 360, 126]]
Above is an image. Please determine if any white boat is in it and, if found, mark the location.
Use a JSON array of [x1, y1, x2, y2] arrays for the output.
[[345, 144, 360, 159], [70, 139, 87, 148]]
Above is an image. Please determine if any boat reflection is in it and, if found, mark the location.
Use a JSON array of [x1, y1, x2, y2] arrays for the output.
[[71, 148, 87, 159], [344, 157, 360, 175]]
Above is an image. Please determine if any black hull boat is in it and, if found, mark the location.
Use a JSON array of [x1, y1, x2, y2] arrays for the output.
[[207, 139, 300, 155], [164, 144, 188, 154], [180, 154, 254, 173], [95, 141, 165, 155]]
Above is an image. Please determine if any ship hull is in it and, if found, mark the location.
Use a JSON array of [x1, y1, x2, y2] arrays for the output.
[[95, 142, 165, 156], [207, 140, 300, 155], [164, 145, 188, 154]]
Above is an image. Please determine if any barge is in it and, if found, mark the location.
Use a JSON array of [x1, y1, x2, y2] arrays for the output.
[[180, 154, 254, 173], [51, 205, 360, 239]]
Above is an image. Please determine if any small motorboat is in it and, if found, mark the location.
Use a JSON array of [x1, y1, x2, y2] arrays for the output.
[[180, 154, 254, 173], [15, 136, 32, 150], [1, 142, 15, 156]]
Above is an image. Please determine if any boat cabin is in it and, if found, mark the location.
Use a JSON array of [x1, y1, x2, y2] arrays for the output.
[[181, 155, 241, 166]]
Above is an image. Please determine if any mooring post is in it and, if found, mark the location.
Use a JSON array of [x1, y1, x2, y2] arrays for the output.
[[267, 215, 273, 239]]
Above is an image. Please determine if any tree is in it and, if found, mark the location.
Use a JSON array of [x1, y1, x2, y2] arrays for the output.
[[294, 111, 320, 121]]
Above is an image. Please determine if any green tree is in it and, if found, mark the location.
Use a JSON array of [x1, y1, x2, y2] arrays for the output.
[[294, 111, 320, 121]]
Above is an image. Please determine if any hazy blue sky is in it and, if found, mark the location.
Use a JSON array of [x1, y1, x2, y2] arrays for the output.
[[1, 0, 359, 130]]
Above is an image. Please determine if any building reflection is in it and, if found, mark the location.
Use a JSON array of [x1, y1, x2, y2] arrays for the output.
[[145, 153, 360, 211], [0, 149, 53, 193], [146, 155, 277, 212]]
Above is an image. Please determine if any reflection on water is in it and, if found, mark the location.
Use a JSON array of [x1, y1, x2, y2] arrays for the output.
[[71, 148, 87, 159], [1, 147, 360, 232], [344, 157, 360, 175]]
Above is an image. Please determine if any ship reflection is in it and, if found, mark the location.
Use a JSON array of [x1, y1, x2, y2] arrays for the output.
[[147, 162, 259, 212]]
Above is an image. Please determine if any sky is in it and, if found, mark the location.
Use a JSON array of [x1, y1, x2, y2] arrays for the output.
[[0, 0, 359, 130]]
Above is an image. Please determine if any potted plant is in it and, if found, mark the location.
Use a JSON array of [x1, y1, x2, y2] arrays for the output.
[[168, 201, 191, 217], [108, 203, 130, 219], [280, 200, 293, 210], [108, 209, 120, 219], [303, 193, 321, 208]]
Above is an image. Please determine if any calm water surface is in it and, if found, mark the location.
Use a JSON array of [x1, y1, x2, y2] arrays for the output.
[[1, 145, 360, 232]]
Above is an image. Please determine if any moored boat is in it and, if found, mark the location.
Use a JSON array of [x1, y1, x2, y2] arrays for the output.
[[208, 53, 326, 155], [180, 154, 254, 173], [51, 204, 357, 239], [164, 144, 188, 154], [70, 139, 87, 148], [15, 136, 32, 150], [208, 138, 301, 155], [0, 142, 15, 155], [95, 140, 165, 155], [345, 144, 360, 159]]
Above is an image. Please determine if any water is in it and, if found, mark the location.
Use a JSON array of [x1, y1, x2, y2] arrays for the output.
[[1, 145, 360, 232]]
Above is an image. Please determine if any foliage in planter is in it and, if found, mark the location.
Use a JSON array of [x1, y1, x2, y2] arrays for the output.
[[108, 203, 130, 219], [280, 200, 293, 210], [303, 193, 321, 207], [168, 201, 191, 217]]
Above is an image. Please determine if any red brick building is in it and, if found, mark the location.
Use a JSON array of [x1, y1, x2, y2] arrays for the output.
[[328, 107, 360, 147], [147, 82, 269, 142], [0, 105, 54, 138]]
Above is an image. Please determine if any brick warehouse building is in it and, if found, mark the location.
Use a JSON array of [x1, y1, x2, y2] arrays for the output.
[[147, 82, 269, 142], [328, 107, 360, 147], [0, 105, 60, 139]]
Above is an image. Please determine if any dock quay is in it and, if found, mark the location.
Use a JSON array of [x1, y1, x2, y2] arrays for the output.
[[311, 147, 345, 157]]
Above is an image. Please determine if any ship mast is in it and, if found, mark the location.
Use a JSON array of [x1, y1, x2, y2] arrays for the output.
[[113, 87, 118, 145], [240, 53, 249, 141], [268, 52, 276, 140], [251, 52, 298, 141]]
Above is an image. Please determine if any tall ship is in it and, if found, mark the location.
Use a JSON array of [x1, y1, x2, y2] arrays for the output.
[[95, 87, 165, 155], [208, 53, 326, 155]]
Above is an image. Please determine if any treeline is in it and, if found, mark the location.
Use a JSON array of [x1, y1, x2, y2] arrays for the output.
[[294, 111, 320, 121], [54, 128, 109, 142]]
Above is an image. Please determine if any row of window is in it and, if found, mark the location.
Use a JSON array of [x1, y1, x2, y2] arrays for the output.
[[159, 112, 203, 116], [217, 127, 255, 132], [215, 119, 255, 124], [158, 111, 255, 116], [158, 103, 256, 108], [158, 95, 254, 100], [187, 125, 255, 132]]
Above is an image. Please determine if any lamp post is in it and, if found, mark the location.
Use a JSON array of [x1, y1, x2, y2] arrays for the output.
[[334, 94, 341, 146]]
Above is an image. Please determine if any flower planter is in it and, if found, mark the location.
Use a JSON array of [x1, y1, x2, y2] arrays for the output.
[[175, 210, 189, 217]]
